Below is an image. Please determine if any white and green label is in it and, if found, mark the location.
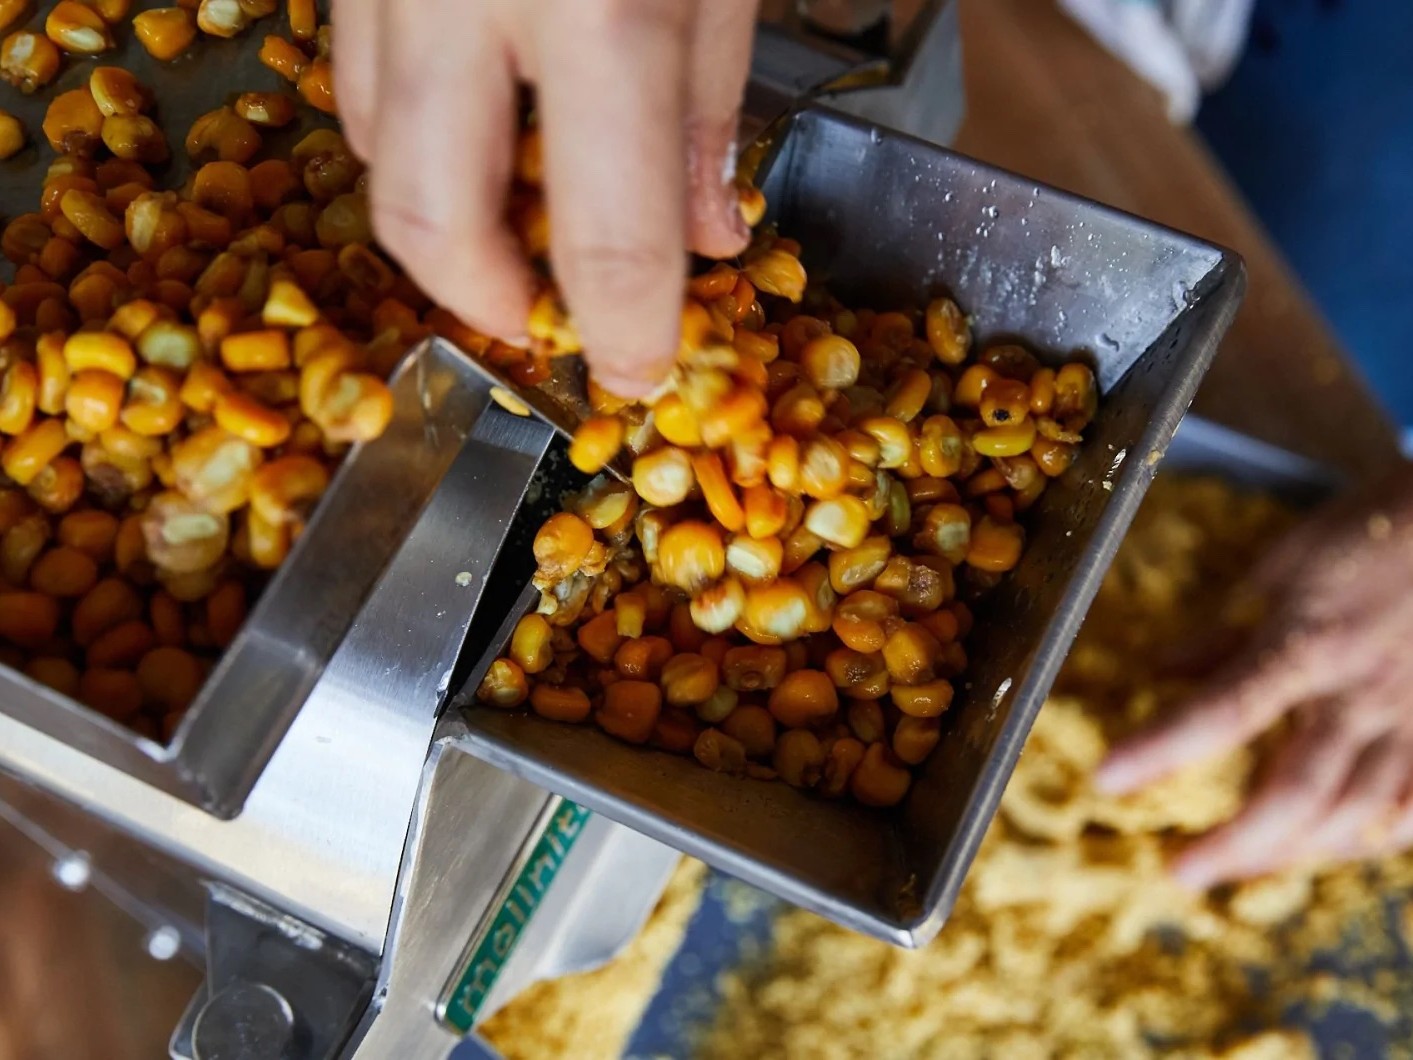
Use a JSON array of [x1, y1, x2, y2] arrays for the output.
[[438, 799, 592, 1034]]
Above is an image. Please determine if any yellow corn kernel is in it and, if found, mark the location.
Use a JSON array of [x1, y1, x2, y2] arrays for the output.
[[58, 188, 121, 249], [766, 669, 837, 728], [651, 392, 702, 448], [533, 512, 595, 582], [568, 416, 624, 475], [213, 391, 291, 448], [2, 418, 68, 485], [1054, 361, 1098, 429], [65, 369, 125, 433], [802, 495, 870, 550], [26, 455, 83, 513], [657, 521, 725, 594], [0, 361, 37, 435], [891, 679, 955, 720], [477, 658, 528, 710], [736, 181, 766, 228], [977, 368, 1028, 420], [915, 503, 971, 564], [133, 7, 196, 60], [924, 297, 969, 365], [882, 622, 941, 685], [826, 535, 891, 595], [258, 32, 306, 81], [46, 1, 113, 54], [743, 247, 806, 302], [196, 0, 248, 36], [507, 613, 553, 675], [63, 332, 136, 379], [660, 653, 719, 707], [799, 334, 860, 391], [954, 363, 999, 408], [770, 382, 826, 438], [1028, 366, 1056, 416], [966, 516, 1025, 573], [233, 90, 296, 129], [171, 426, 262, 514], [973, 419, 1037, 458], [631, 446, 695, 508], [249, 455, 328, 527], [220, 329, 291, 373], [141, 489, 230, 575], [0, 108, 21, 160], [885, 368, 932, 423], [90, 67, 150, 117], [854, 416, 912, 470], [725, 534, 783, 587], [851, 743, 911, 807], [698, 386, 767, 450], [1032, 435, 1077, 477], [2, 31, 63, 93], [186, 106, 261, 165], [689, 576, 746, 634], [739, 580, 811, 644]]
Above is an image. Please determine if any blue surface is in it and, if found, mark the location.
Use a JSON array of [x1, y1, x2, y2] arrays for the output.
[[1195, 0, 1413, 433]]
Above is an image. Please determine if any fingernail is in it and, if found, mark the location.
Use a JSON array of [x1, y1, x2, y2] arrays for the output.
[[1171, 852, 1216, 893], [1092, 756, 1134, 795]]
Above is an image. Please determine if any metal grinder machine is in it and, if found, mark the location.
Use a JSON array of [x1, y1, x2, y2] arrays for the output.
[[0, 3, 1250, 1056]]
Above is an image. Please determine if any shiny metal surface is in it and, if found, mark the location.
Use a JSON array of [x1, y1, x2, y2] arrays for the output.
[[0, 391, 555, 950], [455, 105, 1243, 947], [190, 982, 296, 1060]]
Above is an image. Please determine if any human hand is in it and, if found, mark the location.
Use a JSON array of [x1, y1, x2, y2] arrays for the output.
[[1096, 462, 1413, 889], [334, 0, 759, 398]]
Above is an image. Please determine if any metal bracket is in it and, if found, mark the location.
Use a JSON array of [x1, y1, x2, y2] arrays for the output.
[[170, 887, 379, 1060]]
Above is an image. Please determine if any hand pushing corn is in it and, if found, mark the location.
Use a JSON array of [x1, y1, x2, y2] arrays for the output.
[[476, 160, 1099, 807]]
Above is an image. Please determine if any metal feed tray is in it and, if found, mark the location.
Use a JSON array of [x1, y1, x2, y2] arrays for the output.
[[450, 105, 1245, 947]]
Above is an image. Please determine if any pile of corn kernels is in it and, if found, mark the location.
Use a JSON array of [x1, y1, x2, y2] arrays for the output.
[[0, 0, 434, 738], [477, 168, 1101, 807]]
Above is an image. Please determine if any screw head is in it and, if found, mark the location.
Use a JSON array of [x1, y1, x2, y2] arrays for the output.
[[192, 981, 295, 1060]]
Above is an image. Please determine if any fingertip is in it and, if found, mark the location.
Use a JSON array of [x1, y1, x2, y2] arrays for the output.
[[1092, 753, 1143, 796], [587, 354, 676, 402], [1171, 849, 1220, 892]]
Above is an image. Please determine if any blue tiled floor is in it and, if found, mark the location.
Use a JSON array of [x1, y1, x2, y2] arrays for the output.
[[1195, 0, 1413, 438]]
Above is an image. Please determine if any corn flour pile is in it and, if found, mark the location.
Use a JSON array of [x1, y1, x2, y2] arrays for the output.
[[700, 477, 1413, 1059]]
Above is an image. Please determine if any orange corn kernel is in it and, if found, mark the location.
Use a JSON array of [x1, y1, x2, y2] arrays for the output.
[[693, 727, 748, 774], [718, 645, 786, 694], [891, 678, 955, 719], [2, 418, 69, 485], [28, 544, 97, 597], [44, 88, 104, 155], [137, 646, 205, 713], [177, 361, 232, 414], [1032, 435, 1077, 477], [827, 535, 891, 595], [568, 416, 624, 475], [981, 378, 1030, 427], [297, 59, 335, 113], [687, 452, 741, 532], [249, 455, 328, 527], [832, 590, 898, 654], [0, 108, 22, 160], [954, 363, 999, 408], [1053, 362, 1098, 430], [71, 577, 142, 646], [57, 510, 118, 562], [90, 67, 150, 117], [892, 716, 941, 766], [86, 618, 156, 668], [721, 703, 776, 759], [258, 33, 307, 81], [660, 653, 719, 707], [850, 743, 911, 807], [0, 591, 62, 646], [149, 588, 185, 646], [597, 680, 662, 744], [66, 369, 125, 433], [26, 454, 83, 513], [25, 656, 81, 698], [78, 667, 143, 720], [965, 517, 1025, 573], [234, 90, 296, 128], [133, 7, 196, 60], [2, 31, 62, 93], [522, 683, 587, 724], [613, 635, 673, 682], [287, 0, 316, 39], [46, 1, 113, 54], [576, 610, 622, 665], [882, 622, 941, 685], [767, 669, 838, 728], [59, 189, 124, 249], [477, 658, 528, 710]]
